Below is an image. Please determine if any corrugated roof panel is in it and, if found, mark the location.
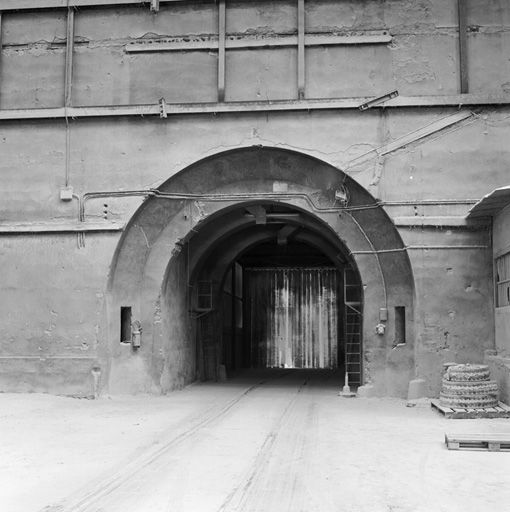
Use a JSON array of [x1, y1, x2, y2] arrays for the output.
[[467, 185, 510, 218]]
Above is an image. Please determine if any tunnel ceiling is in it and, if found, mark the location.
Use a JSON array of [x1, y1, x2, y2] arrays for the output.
[[237, 240, 334, 268], [185, 201, 353, 285]]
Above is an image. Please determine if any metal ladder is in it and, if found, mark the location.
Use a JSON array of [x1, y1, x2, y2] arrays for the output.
[[344, 268, 362, 386]]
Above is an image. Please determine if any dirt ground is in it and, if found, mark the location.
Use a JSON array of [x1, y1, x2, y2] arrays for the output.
[[1, 370, 510, 512]]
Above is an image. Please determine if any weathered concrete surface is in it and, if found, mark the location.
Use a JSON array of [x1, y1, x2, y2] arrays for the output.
[[0, 0, 509, 396], [0, 233, 118, 394], [0, 108, 506, 396], [2, 108, 510, 223], [400, 227, 493, 396], [2, 371, 510, 512], [0, 11, 66, 109], [0, 0, 510, 107]]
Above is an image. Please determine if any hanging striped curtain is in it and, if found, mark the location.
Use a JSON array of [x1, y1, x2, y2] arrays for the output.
[[247, 267, 339, 369]]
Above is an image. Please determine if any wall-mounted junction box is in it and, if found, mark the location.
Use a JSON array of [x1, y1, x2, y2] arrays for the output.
[[60, 186, 73, 201]]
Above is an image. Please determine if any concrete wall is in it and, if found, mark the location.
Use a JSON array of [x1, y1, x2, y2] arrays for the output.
[[1, 0, 510, 108], [0, 233, 118, 395], [0, 106, 505, 396], [0, 0, 509, 396]]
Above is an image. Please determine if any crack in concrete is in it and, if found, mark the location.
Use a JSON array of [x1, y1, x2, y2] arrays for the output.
[[139, 226, 150, 249]]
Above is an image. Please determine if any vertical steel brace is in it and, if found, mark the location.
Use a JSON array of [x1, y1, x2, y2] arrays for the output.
[[0, 12, 3, 106], [64, 7, 75, 107], [457, 0, 468, 93], [297, 0, 305, 100], [218, 0, 226, 102]]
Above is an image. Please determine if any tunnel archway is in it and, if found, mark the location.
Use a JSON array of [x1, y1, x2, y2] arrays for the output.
[[104, 147, 415, 397], [172, 201, 363, 383]]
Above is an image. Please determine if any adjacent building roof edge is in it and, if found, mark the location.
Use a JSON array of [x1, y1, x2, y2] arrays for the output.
[[467, 185, 510, 218]]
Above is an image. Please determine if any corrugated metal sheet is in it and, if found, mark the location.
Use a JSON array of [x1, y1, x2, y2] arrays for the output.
[[468, 185, 510, 218], [246, 267, 339, 369]]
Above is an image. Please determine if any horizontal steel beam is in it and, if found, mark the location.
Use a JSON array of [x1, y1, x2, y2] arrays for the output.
[[0, 217, 488, 234], [0, 94, 508, 121], [125, 32, 392, 53], [0, 0, 186, 10], [0, 356, 98, 360], [0, 221, 123, 233]]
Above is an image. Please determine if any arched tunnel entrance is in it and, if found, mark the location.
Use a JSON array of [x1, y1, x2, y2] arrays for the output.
[[179, 202, 363, 384], [105, 147, 414, 397]]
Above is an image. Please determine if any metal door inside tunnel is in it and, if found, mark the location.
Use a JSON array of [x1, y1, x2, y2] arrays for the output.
[[246, 267, 340, 369]]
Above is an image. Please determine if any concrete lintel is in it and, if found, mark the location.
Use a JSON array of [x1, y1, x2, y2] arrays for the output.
[[0, 94, 510, 121], [0, 221, 123, 233]]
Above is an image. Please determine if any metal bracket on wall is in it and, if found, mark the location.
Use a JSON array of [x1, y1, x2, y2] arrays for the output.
[[158, 97, 167, 118], [246, 205, 267, 225], [359, 90, 399, 111], [150, 0, 159, 12]]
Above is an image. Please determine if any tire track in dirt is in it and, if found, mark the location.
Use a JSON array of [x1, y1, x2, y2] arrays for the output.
[[41, 377, 275, 512], [217, 371, 326, 512]]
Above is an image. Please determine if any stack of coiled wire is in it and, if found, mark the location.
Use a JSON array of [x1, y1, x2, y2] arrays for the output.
[[440, 364, 499, 409]]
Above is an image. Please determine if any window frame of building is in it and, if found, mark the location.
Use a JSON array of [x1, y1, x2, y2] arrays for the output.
[[495, 251, 510, 308]]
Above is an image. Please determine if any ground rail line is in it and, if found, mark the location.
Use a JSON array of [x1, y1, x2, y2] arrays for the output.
[[42, 377, 272, 512]]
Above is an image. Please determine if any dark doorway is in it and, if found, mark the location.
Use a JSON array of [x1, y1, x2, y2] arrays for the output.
[[245, 267, 340, 370], [187, 202, 363, 386], [214, 237, 362, 385]]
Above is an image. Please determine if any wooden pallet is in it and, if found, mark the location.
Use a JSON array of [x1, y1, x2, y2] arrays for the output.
[[431, 400, 510, 419], [445, 432, 510, 451]]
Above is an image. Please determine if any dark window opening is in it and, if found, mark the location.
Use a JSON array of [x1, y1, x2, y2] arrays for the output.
[[496, 252, 510, 307], [120, 306, 132, 343], [197, 280, 213, 310], [395, 306, 406, 344]]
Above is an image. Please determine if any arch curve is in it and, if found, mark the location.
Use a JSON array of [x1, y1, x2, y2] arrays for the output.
[[104, 146, 414, 397]]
